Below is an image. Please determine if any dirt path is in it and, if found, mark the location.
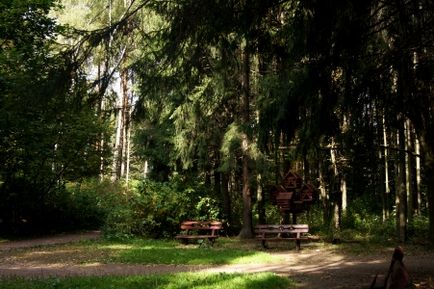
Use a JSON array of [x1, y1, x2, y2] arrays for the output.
[[0, 231, 101, 251], [0, 233, 433, 288]]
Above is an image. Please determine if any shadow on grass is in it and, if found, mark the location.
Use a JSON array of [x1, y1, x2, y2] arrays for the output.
[[0, 273, 293, 289], [110, 239, 280, 265], [0, 238, 281, 266]]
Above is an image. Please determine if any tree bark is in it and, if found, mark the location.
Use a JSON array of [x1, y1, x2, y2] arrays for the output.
[[415, 135, 421, 215], [396, 118, 407, 243], [220, 171, 233, 233], [405, 119, 416, 221], [238, 38, 253, 239], [318, 157, 330, 226], [330, 138, 342, 232], [111, 66, 129, 181], [257, 173, 266, 224], [419, 133, 434, 242], [382, 114, 391, 220]]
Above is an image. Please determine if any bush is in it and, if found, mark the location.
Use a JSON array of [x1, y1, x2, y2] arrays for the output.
[[0, 178, 108, 236], [102, 178, 222, 239], [407, 215, 429, 243], [62, 179, 114, 230]]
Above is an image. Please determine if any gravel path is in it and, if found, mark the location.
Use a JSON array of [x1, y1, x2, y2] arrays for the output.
[[0, 232, 433, 288]]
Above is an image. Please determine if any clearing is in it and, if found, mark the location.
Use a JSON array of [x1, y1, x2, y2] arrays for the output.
[[0, 231, 433, 288]]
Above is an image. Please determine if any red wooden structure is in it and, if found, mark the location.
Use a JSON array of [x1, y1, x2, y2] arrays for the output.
[[270, 171, 315, 222]]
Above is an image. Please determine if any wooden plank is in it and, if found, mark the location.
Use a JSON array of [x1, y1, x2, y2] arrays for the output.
[[175, 235, 218, 239], [255, 230, 308, 234], [176, 220, 222, 246], [254, 226, 308, 230], [254, 225, 308, 232], [255, 237, 309, 241], [254, 223, 310, 250]]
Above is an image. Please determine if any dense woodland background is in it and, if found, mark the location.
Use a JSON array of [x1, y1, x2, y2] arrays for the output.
[[1, 0, 433, 243]]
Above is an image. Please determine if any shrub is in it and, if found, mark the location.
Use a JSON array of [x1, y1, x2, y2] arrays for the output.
[[0, 178, 109, 236], [102, 178, 222, 239]]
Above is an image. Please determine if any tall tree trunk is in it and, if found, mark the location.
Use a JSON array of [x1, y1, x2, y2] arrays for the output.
[[405, 119, 416, 222], [97, 62, 106, 181], [415, 135, 421, 215], [238, 38, 253, 239], [111, 66, 129, 181], [257, 173, 266, 224], [122, 68, 131, 178], [124, 109, 131, 186], [221, 171, 233, 233], [330, 138, 341, 233], [425, 149, 434, 242], [318, 157, 329, 226], [396, 117, 407, 242], [419, 132, 434, 242], [111, 95, 124, 181], [382, 113, 391, 220]]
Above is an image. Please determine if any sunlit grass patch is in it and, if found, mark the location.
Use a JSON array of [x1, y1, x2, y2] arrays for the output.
[[0, 272, 294, 289], [117, 245, 280, 265], [0, 238, 283, 266], [106, 238, 283, 265]]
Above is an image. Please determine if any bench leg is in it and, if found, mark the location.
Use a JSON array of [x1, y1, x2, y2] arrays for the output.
[[261, 240, 269, 249], [296, 239, 301, 251], [198, 239, 205, 248]]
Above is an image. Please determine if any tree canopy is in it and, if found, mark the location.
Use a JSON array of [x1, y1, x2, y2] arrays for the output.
[[1, 0, 433, 242]]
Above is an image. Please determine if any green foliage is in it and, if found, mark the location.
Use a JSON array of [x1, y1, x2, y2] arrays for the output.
[[1, 0, 432, 241], [306, 197, 430, 244], [301, 200, 396, 243], [220, 123, 243, 171], [103, 178, 222, 239], [408, 215, 430, 244], [0, 273, 293, 289], [0, 0, 111, 235], [134, 120, 175, 182], [62, 179, 116, 229], [0, 179, 109, 235]]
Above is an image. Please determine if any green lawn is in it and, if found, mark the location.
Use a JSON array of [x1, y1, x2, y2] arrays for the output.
[[110, 238, 282, 265], [0, 237, 284, 266], [0, 273, 294, 289]]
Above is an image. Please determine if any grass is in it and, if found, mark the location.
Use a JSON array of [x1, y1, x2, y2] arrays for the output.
[[0, 273, 294, 289], [0, 237, 284, 266], [111, 238, 281, 265], [0, 237, 295, 288]]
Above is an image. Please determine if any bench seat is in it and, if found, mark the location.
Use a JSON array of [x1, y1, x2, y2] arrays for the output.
[[255, 224, 309, 250], [176, 220, 222, 246]]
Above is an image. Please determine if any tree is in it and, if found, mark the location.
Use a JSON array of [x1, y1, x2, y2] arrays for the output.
[[0, 0, 110, 234]]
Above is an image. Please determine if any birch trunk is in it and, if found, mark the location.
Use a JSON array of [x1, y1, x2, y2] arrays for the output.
[[111, 66, 128, 181], [415, 135, 421, 215], [382, 114, 390, 220]]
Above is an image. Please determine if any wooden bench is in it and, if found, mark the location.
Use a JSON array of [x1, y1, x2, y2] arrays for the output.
[[255, 224, 309, 250], [175, 220, 222, 246]]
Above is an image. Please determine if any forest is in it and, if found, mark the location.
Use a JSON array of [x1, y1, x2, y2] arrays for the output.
[[1, 0, 434, 246]]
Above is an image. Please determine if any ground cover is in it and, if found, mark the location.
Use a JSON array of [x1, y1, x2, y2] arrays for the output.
[[0, 237, 282, 266], [0, 272, 293, 289], [1, 232, 433, 288]]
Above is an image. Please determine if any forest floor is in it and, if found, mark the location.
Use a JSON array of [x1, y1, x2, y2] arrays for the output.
[[0, 231, 433, 289]]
